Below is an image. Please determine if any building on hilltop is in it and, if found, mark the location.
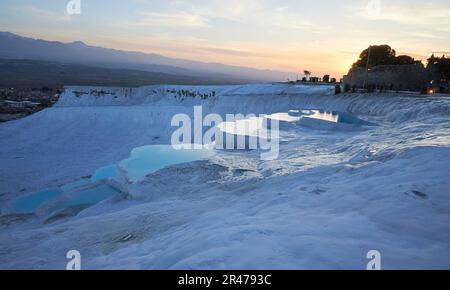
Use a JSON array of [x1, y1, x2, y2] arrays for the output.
[[342, 63, 431, 92]]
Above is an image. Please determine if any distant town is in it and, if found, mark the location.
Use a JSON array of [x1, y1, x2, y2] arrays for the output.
[[0, 87, 60, 122]]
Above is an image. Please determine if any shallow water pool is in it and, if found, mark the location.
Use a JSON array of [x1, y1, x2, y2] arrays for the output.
[[47, 185, 121, 214], [119, 145, 215, 181], [300, 110, 373, 125], [9, 145, 215, 217], [91, 165, 119, 182], [12, 188, 62, 214], [265, 112, 301, 122]]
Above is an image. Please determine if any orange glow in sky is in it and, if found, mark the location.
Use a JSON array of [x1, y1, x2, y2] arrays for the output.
[[1, 0, 449, 78]]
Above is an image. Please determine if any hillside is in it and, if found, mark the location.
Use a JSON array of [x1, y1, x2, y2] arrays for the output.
[[0, 59, 249, 88], [1, 84, 449, 269], [0, 32, 294, 82]]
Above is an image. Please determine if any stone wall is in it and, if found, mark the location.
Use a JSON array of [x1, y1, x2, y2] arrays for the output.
[[343, 64, 432, 91]]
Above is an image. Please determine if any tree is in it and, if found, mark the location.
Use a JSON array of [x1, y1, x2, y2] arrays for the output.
[[351, 45, 396, 69], [427, 54, 439, 68], [322, 75, 330, 83], [436, 56, 450, 82], [427, 54, 450, 82], [395, 55, 419, 65], [303, 70, 311, 81], [350, 45, 423, 72]]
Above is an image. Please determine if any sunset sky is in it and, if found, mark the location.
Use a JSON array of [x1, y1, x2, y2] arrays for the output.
[[1, 0, 450, 78]]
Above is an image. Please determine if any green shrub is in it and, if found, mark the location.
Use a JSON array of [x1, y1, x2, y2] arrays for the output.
[[344, 84, 351, 93], [335, 85, 341, 95]]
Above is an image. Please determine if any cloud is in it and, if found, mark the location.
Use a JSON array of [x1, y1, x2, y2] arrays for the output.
[[137, 11, 209, 28], [401, 31, 447, 40], [11, 5, 72, 23], [188, 0, 264, 23], [137, 0, 322, 32], [199, 47, 270, 58], [354, 1, 450, 26], [193, 0, 319, 31]]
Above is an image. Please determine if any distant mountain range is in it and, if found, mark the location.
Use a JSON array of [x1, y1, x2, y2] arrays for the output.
[[0, 59, 251, 89], [0, 32, 294, 83]]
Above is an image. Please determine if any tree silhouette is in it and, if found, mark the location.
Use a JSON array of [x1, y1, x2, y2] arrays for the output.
[[351, 45, 421, 71], [426, 54, 450, 82], [427, 54, 439, 68], [303, 70, 311, 81], [436, 56, 450, 82], [395, 55, 420, 65]]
